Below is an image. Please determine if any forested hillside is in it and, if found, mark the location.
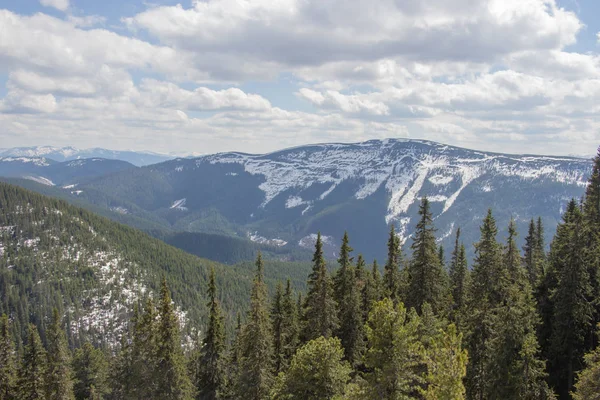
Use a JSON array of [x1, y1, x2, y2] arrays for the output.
[[0, 182, 312, 351]]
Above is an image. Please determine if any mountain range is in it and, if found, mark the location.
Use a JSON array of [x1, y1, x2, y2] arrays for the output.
[[0, 146, 173, 166], [4, 138, 587, 263]]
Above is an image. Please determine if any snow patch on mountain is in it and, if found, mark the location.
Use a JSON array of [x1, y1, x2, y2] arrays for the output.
[[24, 175, 55, 186], [248, 232, 288, 247], [0, 157, 52, 166], [298, 233, 335, 249], [170, 198, 188, 211]]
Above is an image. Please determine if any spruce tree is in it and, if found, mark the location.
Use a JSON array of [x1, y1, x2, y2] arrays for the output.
[[45, 308, 75, 400], [280, 280, 299, 372], [383, 224, 402, 301], [271, 337, 352, 400], [155, 278, 194, 400], [302, 233, 338, 341], [0, 314, 16, 400], [333, 231, 354, 307], [18, 324, 47, 400], [72, 342, 109, 400], [548, 200, 593, 398], [271, 282, 285, 374], [194, 267, 226, 400], [361, 260, 381, 323], [572, 324, 600, 400], [407, 197, 448, 315], [449, 228, 468, 315], [130, 298, 158, 398], [362, 298, 423, 398], [236, 253, 274, 400], [465, 209, 508, 400], [338, 266, 365, 366], [421, 324, 468, 400]]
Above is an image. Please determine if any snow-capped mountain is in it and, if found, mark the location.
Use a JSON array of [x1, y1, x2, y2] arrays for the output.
[[76, 139, 592, 261], [0, 146, 172, 166]]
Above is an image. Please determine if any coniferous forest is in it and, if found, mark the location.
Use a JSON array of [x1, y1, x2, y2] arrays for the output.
[[2, 151, 600, 400]]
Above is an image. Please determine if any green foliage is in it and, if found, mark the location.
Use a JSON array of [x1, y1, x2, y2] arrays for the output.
[[383, 225, 402, 302], [421, 324, 467, 400], [407, 198, 449, 315], [572, 325, 600, 400], [449, 228, 469, 320], [18, 324, 47, 400], [192, 267, 226, 400], [302, 233, 338, 341], [235, 253, 274, 400], [72, 342, 109, 400], [155, 278, 194, 400], [271, 336, 352, 400], [45, 308, 75, 400], [0, 314, 16, 400], [362, 298, 423, 399]]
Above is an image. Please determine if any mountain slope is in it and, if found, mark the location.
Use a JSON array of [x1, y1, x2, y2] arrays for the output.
[[0, 146, 172, 166], [0, 157, 136, 188], [78, 139, 592, 261], [0, 182, 311, 348]]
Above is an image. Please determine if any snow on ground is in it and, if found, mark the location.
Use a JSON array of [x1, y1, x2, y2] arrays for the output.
[[248, 232, 288, 247], [24, 175, 55, 186], [298, 233, 335, 249]]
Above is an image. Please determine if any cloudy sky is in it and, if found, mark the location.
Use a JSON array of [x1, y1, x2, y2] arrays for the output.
[[0, 0, 599, 156]]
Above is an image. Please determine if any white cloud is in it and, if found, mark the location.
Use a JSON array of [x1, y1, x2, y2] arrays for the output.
[[0, 1, 599, 157], [39, 0, 69, 12]]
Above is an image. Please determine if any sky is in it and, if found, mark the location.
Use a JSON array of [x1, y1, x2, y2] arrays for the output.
[[0, 0, 599, 156]]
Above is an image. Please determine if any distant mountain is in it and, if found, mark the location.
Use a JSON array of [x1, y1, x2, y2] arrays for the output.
[[0, 146, 172, 166], [69, 139, 592, 262], [0, 157, 136, 187]]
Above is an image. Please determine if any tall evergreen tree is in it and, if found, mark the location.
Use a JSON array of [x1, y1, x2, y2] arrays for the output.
[[155, 278, 194, 400], [18, 324, 47, 400], [72, 342, 109, 400], [0, 314, 16, 400], [302, 233, 338, 341], [572, 324, 600, 400], [383, 224, 402, 301], [548, 200, 593, 398], [338, 266, 365, 366], [407, 198, 448, 315], [279, 280, 299, 372], [362, 298, 423, 399], [334, 231, 354, 307], [129, 298, 158, 399], [449, 228, 469, 315], [236, 253, 274, 400], [421, 324, 468, 400], [362, 260, 381, 323], [524, 219, 543, 287], [465, 209, 508, 400], [194, 267, 226, 400], [271, 337, 352, 400], [271, 282, 285, 374], [45, 308, 74, 400]]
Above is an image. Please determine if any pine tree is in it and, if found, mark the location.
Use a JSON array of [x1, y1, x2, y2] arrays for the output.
[[465, 209, 508, 400], [302, 233, 338, 341], [338, 266, 365, 366], [130, 297, 158, 398], [548, 200, 593, 398], [572, 324, 600, 400], [236, 253, 273, 400], [438, 245, 446, 269], [383, 224, 402, 301], [72, 342, 109, 400], [155, 278, 194, 400], [271, 337, 352, 400], [0, 314, 16, 400], [362, 298, 423, 398], [334, 231, 354, 307], [362, 260, 381, 322], [407, 198, 448, 315], [18, 324, 47, 400], [45, 308, 75, 400], [272, 282, 285, 374], [421, 324, 468, 400], [449, 228, 469, 316], [280, 280, 299, 372], [194, 267, 226, 400]]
